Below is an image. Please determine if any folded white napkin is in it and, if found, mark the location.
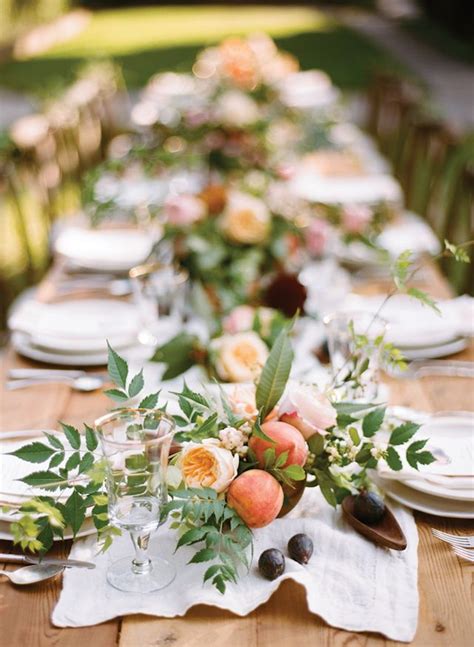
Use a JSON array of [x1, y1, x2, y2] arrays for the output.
[[291, 173, 403, 206], [54, 227, 156, 271], [341, 294, 474, 347], [52, 489, 419, 642], [377, 211, 441, 257], [8, 299, 141, 353]]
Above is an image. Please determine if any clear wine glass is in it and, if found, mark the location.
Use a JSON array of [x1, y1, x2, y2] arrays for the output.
[[129, 261, 189, 346], [94, 408, 176, 593], [324, 310, 387, 401]]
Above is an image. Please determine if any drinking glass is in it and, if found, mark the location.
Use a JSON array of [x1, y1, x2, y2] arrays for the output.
[[324, 310, 387, 401], [94, 408, 176, 593], [130, 262, 189, 346]]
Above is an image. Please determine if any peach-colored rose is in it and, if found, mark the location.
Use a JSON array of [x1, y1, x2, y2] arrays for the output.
[[211, 332, 269, 382], [341, 204, 373, 234], [179, 440, 238, 492], [164, 194, 206, 226], [221, 191, 270, 244], [279, 384, 337, 439]]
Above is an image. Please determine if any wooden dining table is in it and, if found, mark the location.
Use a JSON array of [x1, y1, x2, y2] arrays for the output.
[[1, 259, 473, 647]]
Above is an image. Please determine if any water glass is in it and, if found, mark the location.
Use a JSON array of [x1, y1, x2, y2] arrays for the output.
[[324, 310, 387, 401], [94, 408, 176, 593], [130, 262, 188, 346]]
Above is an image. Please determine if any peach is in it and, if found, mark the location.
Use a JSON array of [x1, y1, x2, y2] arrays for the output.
[[249, 420, 308, 468], [227, 470, 283, 528]]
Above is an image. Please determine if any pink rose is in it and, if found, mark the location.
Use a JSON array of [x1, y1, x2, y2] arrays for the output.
[[341, 204, 372, 234], [306, 218, 329, 256], [275, 163, 295, 181], [223, 305, 255, 334], [279, 384, 337, 439], [164, 194, 206, 226]]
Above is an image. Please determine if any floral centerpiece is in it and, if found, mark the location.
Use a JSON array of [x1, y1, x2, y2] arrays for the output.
[[9, 331, 435, 593], [159, 177, 311, 314], [151, 305, 289, 381]]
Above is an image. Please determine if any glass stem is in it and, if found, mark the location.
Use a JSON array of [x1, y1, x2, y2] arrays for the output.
[[130, 532, 151, 575]]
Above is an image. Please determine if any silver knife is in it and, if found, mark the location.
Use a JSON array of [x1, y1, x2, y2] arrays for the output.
[[0, 553, 96, 569]]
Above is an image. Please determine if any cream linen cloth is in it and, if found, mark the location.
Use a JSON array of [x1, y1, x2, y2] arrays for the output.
[[52, 489, 419, 642]]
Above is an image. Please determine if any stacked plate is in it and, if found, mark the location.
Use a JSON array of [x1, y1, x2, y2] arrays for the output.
[[378, 412, 474, 518], [341, 293, 473, 360], [0, 431, 96, 540], [9, 298, 142, 366]]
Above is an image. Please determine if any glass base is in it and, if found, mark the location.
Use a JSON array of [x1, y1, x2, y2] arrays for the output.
[[106, 555, 176, 593]]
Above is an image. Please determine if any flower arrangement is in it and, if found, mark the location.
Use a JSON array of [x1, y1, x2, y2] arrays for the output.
[[9, 332, 435, 593], [160, 179, 309, 313], [151, 305, 289, 381]]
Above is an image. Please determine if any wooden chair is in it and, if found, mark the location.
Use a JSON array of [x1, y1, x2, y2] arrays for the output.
[[398, 118, 460, 219], [439, 155, 474, 295]]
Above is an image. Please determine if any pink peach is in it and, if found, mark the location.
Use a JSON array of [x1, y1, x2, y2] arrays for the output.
[[249, 420, 308, 468], [227, 469, 283, 528]]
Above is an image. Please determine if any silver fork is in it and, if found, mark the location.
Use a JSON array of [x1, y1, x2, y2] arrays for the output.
[[432, 529, 474, 548], [452, 546, 474, 562]]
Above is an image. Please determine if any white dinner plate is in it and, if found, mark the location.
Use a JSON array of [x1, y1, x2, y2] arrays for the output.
[[375, 476, 474, 519], [11, 331, 111, 365], [402, 477, 473, 502], [399, 337, 468, 360]]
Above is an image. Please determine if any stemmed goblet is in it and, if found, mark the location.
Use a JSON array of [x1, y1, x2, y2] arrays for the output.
[[94, 408, 176, 593]]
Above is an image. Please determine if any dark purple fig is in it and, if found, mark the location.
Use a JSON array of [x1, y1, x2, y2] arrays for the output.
[[353, 491, 386, 524], [258, 548, 285, 580], [288, 533, 313, 564]]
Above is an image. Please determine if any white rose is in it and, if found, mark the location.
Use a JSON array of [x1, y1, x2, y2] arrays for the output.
[[215, 90, 259, 128], [211, 332, 269, 382], [228, 384, 258, 421], [178, 440, 238, 493], [221, 190, 271, 244], [279, 383, 337, 439]]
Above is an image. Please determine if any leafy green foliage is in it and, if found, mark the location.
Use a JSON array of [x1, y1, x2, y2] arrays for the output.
[[444, 240, 471, 264], [162, 488, 252, 593], [386, 446, 403, 471], [407, 287, 441, 314], [406, 439, 437, 469], [150, 332, 200, 380], [9, 442, 55, 463], [107, 340, 128, 390], [362, 408, 385, 437], [256, 327, 293, 419], [389, 422, 420, 446]]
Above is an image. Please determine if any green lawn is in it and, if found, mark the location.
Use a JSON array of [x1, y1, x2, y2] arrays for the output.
[[0, 5, 408, 97]]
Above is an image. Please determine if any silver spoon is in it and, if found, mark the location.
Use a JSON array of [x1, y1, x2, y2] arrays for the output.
[[0, 564, 64, 585], [6, 375, 104, 392]]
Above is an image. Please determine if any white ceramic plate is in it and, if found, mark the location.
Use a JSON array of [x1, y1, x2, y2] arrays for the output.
[[399, 337, 469, 360], [402, 477, 473, 502], [11, 331, 111, 366], [375, 476, 474, 519]]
